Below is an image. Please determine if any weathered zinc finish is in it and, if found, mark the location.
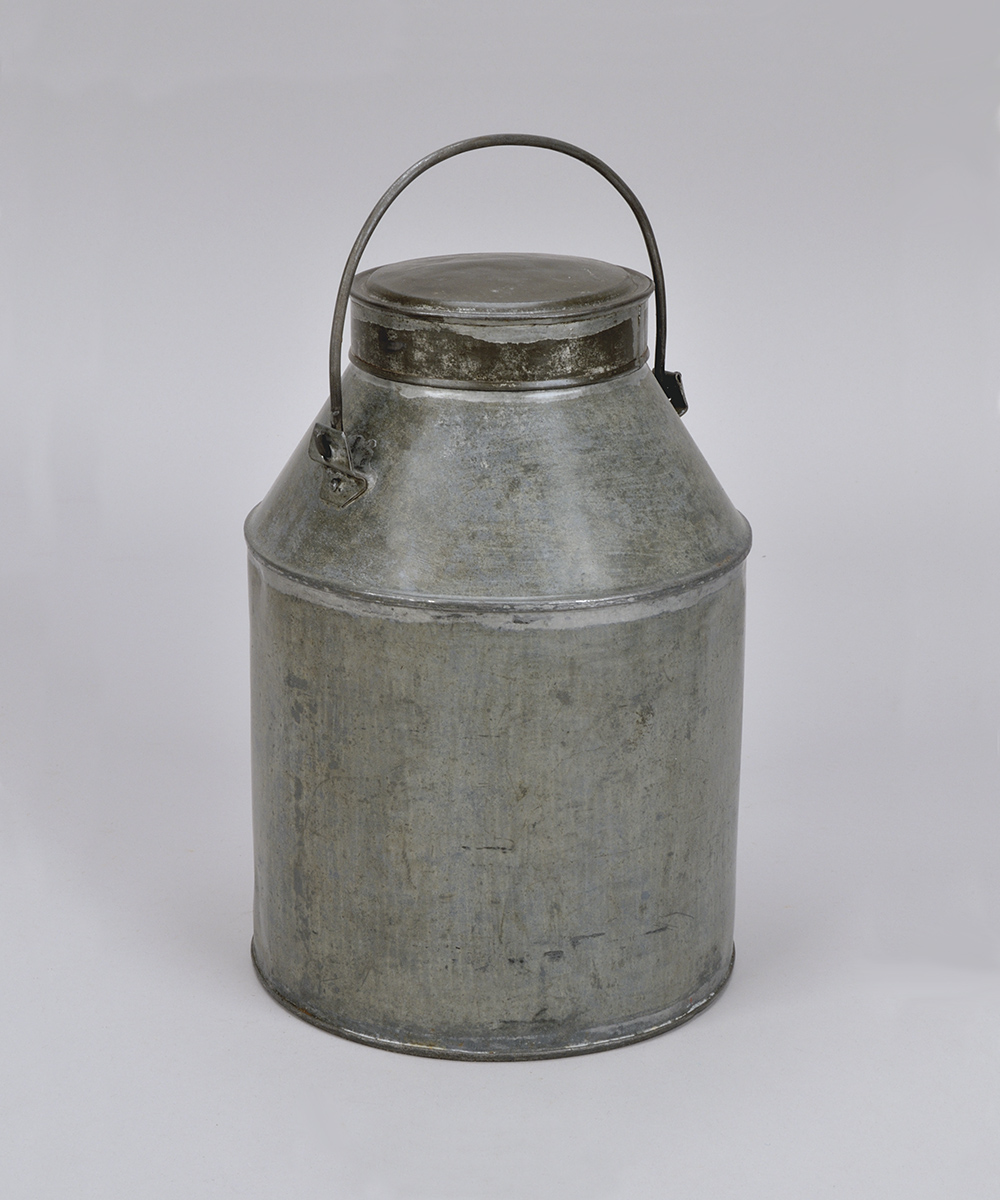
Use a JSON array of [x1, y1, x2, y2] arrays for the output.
[[249, 572, 744, 1057], [247, 133, 750, 1058], [246, 361, 750, 1058], [350, 253, 652, 389]]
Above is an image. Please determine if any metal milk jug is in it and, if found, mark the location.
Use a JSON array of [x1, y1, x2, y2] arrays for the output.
[[246, 135, 752, 1059]]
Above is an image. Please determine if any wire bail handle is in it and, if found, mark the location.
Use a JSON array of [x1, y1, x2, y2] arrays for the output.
[[326, 133, 688, 434]]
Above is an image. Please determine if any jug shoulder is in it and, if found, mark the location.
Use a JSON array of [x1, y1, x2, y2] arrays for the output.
[[245, 365, 751, 605]]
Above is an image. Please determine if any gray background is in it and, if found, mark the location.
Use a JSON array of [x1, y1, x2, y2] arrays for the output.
[[2, 1, 998, 1196]]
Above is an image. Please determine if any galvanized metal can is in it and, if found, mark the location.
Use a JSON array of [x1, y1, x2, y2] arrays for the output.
[[246, 135, 751, 1059]]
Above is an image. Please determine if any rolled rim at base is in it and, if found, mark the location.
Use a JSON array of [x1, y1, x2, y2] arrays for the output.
[[250, 939, 735, 1061]]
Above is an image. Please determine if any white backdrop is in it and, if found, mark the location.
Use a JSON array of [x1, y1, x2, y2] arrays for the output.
[[2, 2, 999, 1197]]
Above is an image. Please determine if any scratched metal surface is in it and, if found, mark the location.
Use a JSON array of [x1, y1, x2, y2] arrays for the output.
[[349, 252, 652, 389], [246, 368, 750, 601], [245, 264, 751, 1058], [248, 561, 745, 1058]]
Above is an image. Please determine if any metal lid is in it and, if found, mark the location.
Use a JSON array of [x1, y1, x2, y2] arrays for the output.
[[349, 252, 652, 390]]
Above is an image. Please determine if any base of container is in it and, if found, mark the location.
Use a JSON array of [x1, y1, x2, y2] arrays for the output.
[[250, 940, 735, 1060]]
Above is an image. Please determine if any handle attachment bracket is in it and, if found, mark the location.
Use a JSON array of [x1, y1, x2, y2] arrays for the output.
[[308, 424, 369, 508]]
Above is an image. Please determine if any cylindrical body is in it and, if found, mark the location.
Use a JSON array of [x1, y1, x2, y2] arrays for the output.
[[247, 242, 751, 1059]]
